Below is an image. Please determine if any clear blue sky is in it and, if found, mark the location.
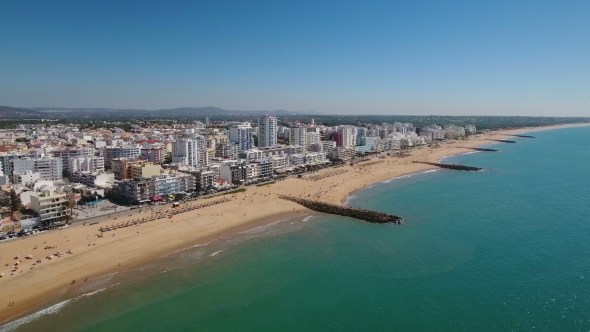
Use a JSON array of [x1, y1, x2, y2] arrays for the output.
[[1, 0, 588, 116]]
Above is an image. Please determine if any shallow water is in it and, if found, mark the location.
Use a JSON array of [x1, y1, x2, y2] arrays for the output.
[[4, 126, 590, 332]]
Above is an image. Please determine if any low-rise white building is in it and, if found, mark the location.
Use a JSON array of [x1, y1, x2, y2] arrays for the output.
[[11, 170, 41, 186], [289, 154, 306, 166], [71, 171, 115, 188]]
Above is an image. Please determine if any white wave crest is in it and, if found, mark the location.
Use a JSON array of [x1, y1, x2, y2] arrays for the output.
[[0, 299, 72, 332], [210, 250, 223, 257]]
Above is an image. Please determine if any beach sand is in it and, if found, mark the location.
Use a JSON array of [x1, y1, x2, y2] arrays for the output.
[[0, 124, 585, 324]]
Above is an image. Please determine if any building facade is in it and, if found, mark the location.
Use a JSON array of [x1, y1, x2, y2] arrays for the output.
[[140, 148, 164, 164], [52, 148, 94, 171], [289, 126, 307, 150], [68, 156, 105, 174], [173, 137, 206, 167], [13, 157, 63, 181], [30, 190, 68, 226], [229, 123, 254, 152], [258, 115, 278, 148], [103, 145, 141, 168]]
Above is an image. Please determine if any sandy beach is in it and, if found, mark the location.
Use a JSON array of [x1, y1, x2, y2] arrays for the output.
[[0, 124, 586, 324]]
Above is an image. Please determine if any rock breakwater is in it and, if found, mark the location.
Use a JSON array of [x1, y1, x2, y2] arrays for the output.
[[413, 161, 483, 171], [278, 195, 402, 224], [487, 139, 517, 143], [458, 147, 499, 152]]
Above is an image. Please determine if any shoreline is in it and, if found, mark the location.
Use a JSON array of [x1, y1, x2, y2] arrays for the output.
[[0, 122, 587, 326]]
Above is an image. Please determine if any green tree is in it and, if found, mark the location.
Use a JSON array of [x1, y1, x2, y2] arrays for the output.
[[9, 189, 22, 216], [62, 169, 70, 178], [65, 200, 76, 216]]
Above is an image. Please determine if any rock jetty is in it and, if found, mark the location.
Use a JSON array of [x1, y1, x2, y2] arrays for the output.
[[511, 134, 535, 138], [487, 139, 517, 143], [458, 147, 499, 152], [413, 161, 482, 171], [278, 195, 402, 224]]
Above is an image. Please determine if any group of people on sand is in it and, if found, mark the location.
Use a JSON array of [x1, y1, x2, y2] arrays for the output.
[[1, 242, 75, 278], [305, 169, 348, 181], [70, 277, 88, 285], [168, 198, 231, 217], [99, 209, 166, 233], [98, 198, 232, 234]]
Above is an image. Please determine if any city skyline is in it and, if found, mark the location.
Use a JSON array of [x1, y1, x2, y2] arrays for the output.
[[1, 1, 589, 116]]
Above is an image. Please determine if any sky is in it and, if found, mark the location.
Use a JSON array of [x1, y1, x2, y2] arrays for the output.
[[1, 0, 589, 116]]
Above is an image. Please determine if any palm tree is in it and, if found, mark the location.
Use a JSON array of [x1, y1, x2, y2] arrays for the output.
[[63, 214, 74, 225], [66, 200, 76, 216]]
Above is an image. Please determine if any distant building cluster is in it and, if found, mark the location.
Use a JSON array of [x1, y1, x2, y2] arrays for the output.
[[0, 117, 475, 229]]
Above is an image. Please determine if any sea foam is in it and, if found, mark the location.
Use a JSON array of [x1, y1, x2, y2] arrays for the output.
[[0, 285, 112, 332]]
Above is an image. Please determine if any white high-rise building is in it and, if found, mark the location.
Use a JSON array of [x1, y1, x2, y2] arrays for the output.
[[173, 137, 206, 167], [13, 157, 63, 181], [356, 127, 367, 146], [52, 148, 94, 171], [103, 145, 141, 168], [0, 153, 36, 176], [289, 126, 307, 150], [229, 123, 254, 152], [68, 156, 105, 174], [257, 115, 278, 148], [337, 126, 356, 148], [305, 132, 320, 150]]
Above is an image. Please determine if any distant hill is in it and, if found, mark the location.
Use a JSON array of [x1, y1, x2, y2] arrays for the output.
[[0, 106, 41, 119], [154, 107, 323, 116], [29, 106, 324, 118]]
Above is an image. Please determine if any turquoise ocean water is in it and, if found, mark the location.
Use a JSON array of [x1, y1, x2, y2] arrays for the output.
[[3, 126, 590, 331]]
